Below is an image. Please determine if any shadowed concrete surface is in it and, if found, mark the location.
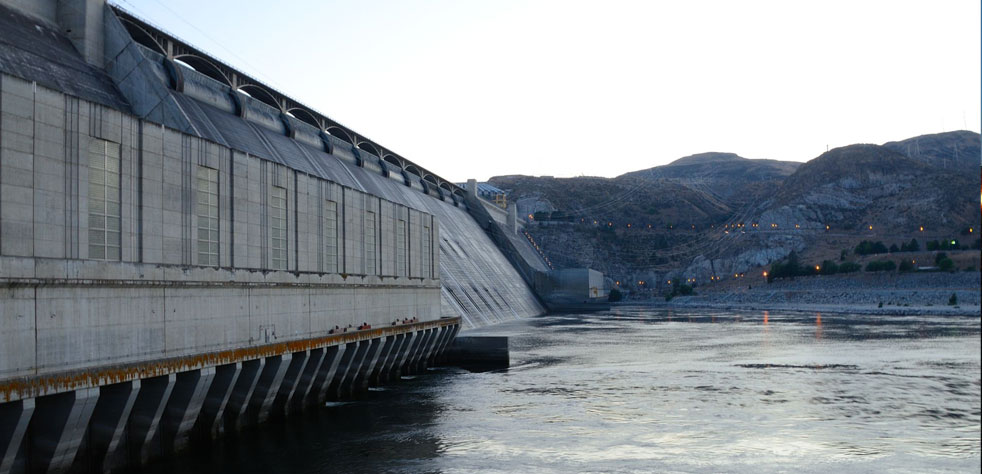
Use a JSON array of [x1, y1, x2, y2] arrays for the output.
[[0, 0, 543, 471]]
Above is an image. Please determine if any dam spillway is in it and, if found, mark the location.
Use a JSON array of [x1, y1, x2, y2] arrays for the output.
[[0, 0, 545, 472]]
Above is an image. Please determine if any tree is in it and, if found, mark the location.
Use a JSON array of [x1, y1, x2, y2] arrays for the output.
[[865, 260, 896, 272], [838, 262, 862, 273], [855, 240, 889, 255], [608, 288, 623, 302], [938, 257, 954, 272], [926, 240, 940, 251], [819, 260, 839, 275], [899, 260, 914, 272], [948, 293, 958, 305], [889, 243, 900, 253], [934, 252, 948, 265], [901, 238, 919, 252]]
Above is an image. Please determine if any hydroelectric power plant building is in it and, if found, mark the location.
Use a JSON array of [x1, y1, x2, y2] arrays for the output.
[[0, 1, 547, 472]]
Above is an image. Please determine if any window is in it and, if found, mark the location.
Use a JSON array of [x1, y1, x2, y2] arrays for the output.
[[270, 185, 288, 270], [324, 200, 338, 273], [396, 218, 406, 276], [422, 224, 431, 278], [196, 166, 219, 266], [365, 211, 376, 275], [88, 139, 121, 260]]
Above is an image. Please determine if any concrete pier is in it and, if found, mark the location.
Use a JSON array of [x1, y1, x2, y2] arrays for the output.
[[443, 336, 510, 372], [0, 322, 458, 473]]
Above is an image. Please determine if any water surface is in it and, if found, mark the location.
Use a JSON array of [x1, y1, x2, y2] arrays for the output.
[[155, 307, 981, 473]]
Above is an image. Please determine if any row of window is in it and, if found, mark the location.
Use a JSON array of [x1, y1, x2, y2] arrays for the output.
[[86, 138, 434, 277]]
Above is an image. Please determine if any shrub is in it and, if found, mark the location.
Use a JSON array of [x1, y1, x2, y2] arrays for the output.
[[838, 262, 862, 273], [608, 288, 623, 302], [768, 251, 805, 282], [855, 240, 889, 255], [865, 260, 897, 272], [819, 260, 839, 275], [948, 293, 958, 305], [926, 240, 940, 251], [937, 257, 954, 272], [898, 260, 914, 272], [934, 252, 948, 265], [938, 239, 959, 250], [901, 239, 920, 252]]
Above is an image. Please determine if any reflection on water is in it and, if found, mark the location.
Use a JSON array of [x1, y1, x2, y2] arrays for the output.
[[152, 308, 981, 474]]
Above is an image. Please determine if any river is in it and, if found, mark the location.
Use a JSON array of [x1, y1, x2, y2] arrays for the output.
[[149, 307, 981, 473]]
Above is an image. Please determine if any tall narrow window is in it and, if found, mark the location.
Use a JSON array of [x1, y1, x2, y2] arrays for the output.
[[395, 218, 406, 276], [365, 211, 376, 275], [270, 185, 288, 270], [88, 139, 121, 260], [324, 200, 338, 273], [422, 224, 432, 278], [196, 166, 219, 266]]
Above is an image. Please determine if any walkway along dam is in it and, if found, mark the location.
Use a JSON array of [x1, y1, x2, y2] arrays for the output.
[[0, 0, 546, 472]]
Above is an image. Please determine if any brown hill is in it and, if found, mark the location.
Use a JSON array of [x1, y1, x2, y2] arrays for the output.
[[490, 132, 980, 284], [620, 152, 800, 209], [767, 144, 977, 230], [882, 130, 980, 171]]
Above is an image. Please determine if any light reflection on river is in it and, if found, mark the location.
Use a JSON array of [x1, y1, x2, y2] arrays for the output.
[[152, 307, 981, 473]]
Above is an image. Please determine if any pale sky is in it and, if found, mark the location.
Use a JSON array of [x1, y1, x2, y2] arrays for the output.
[[114, 0, 981, 182]]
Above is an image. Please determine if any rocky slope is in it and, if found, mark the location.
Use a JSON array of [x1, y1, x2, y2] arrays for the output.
[[489, 131, 981, 289]]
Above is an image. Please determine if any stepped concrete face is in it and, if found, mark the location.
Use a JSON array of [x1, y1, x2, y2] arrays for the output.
[[0, 0, 542, 472]]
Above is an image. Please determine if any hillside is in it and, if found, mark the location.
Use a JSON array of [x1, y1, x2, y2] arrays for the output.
[[620, 152, 800, 208], [763, 144, 978, 231], [883, 130, 980, 171], [489, 131, 981, 290]]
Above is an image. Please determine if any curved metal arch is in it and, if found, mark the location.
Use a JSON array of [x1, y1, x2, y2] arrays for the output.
[[173, 54, 233, 87], [118, 18, 167, 56], [356, 141, 380, 157], [237, 83, 281, 110], [439, 182, 453, 192], [382, 155, 403, 169], [422, 174, 439, 185], [404, 165, 422, 177], [287, 107, 322, 129], [324, 126, 353, 143]]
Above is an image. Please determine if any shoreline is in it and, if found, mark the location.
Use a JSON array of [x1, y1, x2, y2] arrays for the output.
[[617, 271, 981, 317], [622, 299, 981, 317]]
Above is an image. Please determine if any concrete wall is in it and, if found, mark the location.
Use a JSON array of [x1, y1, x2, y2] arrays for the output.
[[0, 73, 441, 384]]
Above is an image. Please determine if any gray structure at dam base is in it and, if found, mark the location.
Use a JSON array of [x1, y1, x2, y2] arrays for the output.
[[0, 0, 544, 472]]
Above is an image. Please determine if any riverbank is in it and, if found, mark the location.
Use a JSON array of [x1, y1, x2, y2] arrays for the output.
[[631, 271, 981, 316]]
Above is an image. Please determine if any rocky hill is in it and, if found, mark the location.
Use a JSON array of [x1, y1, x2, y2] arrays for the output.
[[620, 152, 800, 209], [760, 143, 977, 231], [882, 130, 980, 171], [489, 131, 981, 289]]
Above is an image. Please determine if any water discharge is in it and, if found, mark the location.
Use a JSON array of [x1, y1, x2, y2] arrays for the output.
[[149, 307, 981, 473]]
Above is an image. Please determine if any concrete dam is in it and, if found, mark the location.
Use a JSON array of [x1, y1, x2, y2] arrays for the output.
[[0, 0, 545, 472]]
